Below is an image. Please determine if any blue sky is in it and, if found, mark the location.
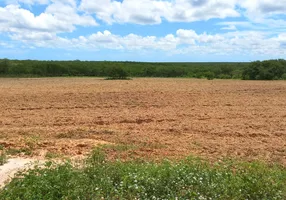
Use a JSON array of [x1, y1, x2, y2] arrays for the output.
[[0, 0, 286, 62]]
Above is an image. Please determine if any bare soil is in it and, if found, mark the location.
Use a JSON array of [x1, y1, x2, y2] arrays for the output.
[[0, 158, 35, 188], [0, 78, 285, 164]]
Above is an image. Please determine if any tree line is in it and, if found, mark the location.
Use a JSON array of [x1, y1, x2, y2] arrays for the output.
[[242, 59, 286, 80], [0, 58, 285, 80]]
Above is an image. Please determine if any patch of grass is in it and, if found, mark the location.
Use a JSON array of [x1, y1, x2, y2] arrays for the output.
[[1, 148, 285, 200], [24, 135, 40, 150], [20, 148, 33, 156], [5, 148, 33, 156], [45, 152, 61, 159], [101, 144, 137, 152], [140, 142, 165, 149], [6, 148, 22, 156], [0, 151, 7, 166]]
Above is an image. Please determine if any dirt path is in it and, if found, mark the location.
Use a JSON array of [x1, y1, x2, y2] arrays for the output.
[[0, 158, 36, 188]]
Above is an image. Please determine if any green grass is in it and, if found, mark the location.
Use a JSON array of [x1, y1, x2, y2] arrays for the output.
[[0, 151, 7, 166], [1, 148, 285, 200], [45, 151, 62, 159], [5, 148, 33, 156]]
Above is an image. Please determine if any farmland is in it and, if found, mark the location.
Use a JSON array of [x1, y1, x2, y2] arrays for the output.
[[0, 78, 285, 165]]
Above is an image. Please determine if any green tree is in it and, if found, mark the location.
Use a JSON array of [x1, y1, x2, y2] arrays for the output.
[[204, 71, 215, 80], [107, 66, 128, 79], [0, 59, 10, 74]]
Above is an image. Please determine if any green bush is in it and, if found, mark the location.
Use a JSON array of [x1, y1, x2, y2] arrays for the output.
[[106, 66, 129, 80], [1, 149, 285, 200], [0, 59, 10, 74], [0, 59, 248, 78], [243, 60, 286, 80], [204, 71, 215, 80]]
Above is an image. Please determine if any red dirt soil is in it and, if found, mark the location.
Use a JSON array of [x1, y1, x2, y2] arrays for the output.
[[0, 78, 285, 164]]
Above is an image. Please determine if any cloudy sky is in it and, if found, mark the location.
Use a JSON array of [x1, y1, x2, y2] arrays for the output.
[[0, 0, 286, 61]]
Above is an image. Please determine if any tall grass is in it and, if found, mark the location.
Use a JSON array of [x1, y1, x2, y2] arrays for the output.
[[1, 148, 285, 199]]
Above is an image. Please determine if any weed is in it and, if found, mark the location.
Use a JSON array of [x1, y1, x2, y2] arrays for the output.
[[45, 152, 61, 159], [24, 136, 40, 150], [0, 151, 7, 166], [6, 148, 33, 156], [102, 144, 137, 152], [1, 148, 285, 200], [20, 148, 33, 156], [6, 148, 22, 156]]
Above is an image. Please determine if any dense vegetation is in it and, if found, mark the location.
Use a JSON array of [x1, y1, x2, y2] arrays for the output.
[[1, 148, 285, 200], [0, 58, 246, 79], [1, 58, 286, 80], [242, 59, 286, 80]]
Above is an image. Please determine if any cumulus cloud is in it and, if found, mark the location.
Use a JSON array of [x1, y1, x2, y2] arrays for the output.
[[79, 0, 240, 25], [0, 1, 97, 37], [240, 0, 286, 15], [5, 0, 50, 5], [1, 0, 286, 60], [9, 28, 285, 59]]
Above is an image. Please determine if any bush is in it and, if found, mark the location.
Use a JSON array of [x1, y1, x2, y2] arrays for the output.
[[0, 59, 10, 74], [218, 74, 232, 79], [1, 149, 285, 199], [106, 66, 129, 80], [204, 71, 215, 80], [243, 60, 286, 80]]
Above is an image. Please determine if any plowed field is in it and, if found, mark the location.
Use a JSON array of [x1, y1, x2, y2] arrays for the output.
[[0, 78, 285, 164]]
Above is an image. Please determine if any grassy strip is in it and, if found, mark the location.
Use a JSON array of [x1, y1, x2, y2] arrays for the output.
[[1, 148, 285, 200]]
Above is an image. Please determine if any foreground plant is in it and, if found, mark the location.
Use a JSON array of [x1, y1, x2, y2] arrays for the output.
[[1, 149, 285, 200]]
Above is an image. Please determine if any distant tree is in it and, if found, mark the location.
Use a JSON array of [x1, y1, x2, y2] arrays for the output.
[[0, 58, 10, 74], [242, 59, 286, 80], [204, 71, 215, 80], [220, 65, 233, 76], [242, 61, 261, 80], [46, 63, 68, 76], [141, 66, 156, 77], [106, 66, 128, 79], [8, 64, 31, 75]]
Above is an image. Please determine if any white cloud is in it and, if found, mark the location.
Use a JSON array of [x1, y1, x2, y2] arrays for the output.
[[79, 0, 240, 25], [1, 0, 286, 60], [45, 1, 97, 27], [5, 0, 50, 5], [9, 28, 285, 59], [240, 0, 286, 16], [0, 2, 97, 36], [0, 4, 73, 33]]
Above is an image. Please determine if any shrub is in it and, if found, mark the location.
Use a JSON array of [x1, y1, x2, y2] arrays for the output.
[[106, 66, 129, 80], [1, 149, 285, 200], [243, 60, 286, 80], [0, 59, 10, 74], [204, 71, 215, 80]]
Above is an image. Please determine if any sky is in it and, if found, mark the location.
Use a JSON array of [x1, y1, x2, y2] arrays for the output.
[[0, 0, 286, 62]]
